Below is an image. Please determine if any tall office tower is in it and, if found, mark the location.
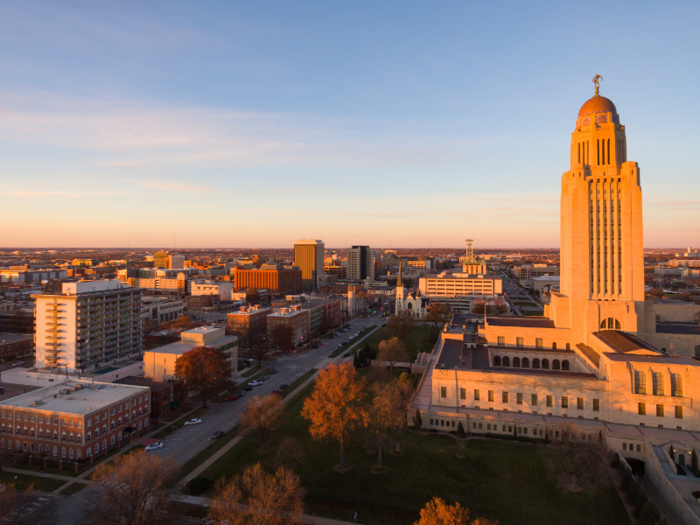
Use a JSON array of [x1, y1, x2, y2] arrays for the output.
[[154, 251, 169, 268], [33, 280, 143, 374], [294, 240, 325, 291], [548, 77, 647, 343], [169, 254, 186, 270], [347, 245, 374, 281]]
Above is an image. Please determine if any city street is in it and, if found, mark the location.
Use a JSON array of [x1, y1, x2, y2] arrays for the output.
[[151, 315, 384, 465]]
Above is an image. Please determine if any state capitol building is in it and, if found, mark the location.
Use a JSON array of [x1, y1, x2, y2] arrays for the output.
[[414, 81, 700, 457]]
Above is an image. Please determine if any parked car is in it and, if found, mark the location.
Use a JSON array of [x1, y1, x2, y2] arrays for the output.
[[184, 418, 202, 426], [244, 386, 253, 392], [11, 361, 23, 367], [249, 380, 263, 387], [224, 394, 240, 402], [279, 383, 288, 390], [211, 431, 225, 440], [271, 390, 280, 396], [269, 369, 279, 374], [145, 442, 164, 451]]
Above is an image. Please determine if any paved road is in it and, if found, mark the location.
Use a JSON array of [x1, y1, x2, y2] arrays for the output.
[[151, 316, 384, 466]]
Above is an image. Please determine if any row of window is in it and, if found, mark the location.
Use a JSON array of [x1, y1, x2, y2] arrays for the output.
[[493, 356, 570, 371], [451, 388, 600, 411], [634, 371, 683, 397], [0, 412, 81, 428], [429, 418, 594, 441], [1, 409, 147, 439], [496, 336, 571, 350], [638, 403, 683, 419]]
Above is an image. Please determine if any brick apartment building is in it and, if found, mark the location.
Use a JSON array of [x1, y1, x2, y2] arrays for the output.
[[0, 380, 150, 461], [227, 305, 272, 342], [267, 305, 310, 348], [233, 265, 302, 295]]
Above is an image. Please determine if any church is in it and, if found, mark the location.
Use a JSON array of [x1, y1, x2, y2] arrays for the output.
[[416, 79, 700, 444]]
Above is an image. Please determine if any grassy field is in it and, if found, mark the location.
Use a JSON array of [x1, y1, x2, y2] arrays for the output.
[[0, 471, 62, 492], [198, 377, 629, 525], [362, 325, 439, 361]]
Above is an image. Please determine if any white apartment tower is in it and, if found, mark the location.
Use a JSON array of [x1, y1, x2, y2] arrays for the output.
[[33, 280, 143, 374]]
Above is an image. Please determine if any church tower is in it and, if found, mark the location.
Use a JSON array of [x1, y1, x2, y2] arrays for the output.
[[549, 75, 646, 344]]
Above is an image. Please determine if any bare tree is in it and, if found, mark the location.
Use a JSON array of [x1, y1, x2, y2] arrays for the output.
[[374, 374, 415, 454], [210, 463, 305, 525], [378, 337, 409, 375], [84, 450, 179, 525], [387, 311, 414, 341], [538, 423, 610, 494], [240, 394, 283, 451]]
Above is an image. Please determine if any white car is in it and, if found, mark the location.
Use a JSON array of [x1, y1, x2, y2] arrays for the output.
[[145, 442, 164, 451], [249, 380, 263, 387], [184, 418, 202, 426]]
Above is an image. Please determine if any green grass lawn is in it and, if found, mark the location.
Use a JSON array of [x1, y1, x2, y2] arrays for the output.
[[0, 471, 62, 492], [362, 325, 439, 361], [197, 379, 629, 525]]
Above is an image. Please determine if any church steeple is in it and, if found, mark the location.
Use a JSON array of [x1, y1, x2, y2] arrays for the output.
[[396, 264, 403, 287]]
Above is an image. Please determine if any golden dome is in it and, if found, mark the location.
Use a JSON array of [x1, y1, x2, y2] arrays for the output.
[[578, 95, 617, 117]]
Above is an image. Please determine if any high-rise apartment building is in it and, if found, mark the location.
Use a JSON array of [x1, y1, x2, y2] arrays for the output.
[[347, 246, 374, 281], [294, 240, 325, 291], [33, 281, 143, 374]]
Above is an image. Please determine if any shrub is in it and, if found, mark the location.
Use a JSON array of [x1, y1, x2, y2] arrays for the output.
[[185, 477, 213, 496], [621, 469, 634, 492], [633, 485, 648, 518], [638, 500, 660, 525], [413, 410, 423, 430], [456, 422, 466, 440], [627, 478, 642, 504]]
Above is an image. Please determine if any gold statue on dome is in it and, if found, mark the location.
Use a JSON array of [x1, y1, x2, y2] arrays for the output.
[[593, 74, 603, 96]]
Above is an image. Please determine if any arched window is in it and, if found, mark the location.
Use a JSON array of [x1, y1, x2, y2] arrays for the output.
[[69, 433, 74, 443], [652, 372, 664, 396], [38, 444, 43, 453], [671, 373, 683, 397], [493, 356, 501, 366], [52, 446, 57, 457], [502, 356, 510, 367], [30, 443, 34, 453], [562, 360, 570, 371], [532, 358, 540, 369], [30, 428, 34, 438], [634, 370, 647, 394], [77, 450, 82, 460], [522, 357, 529, 368], [552, 342, 557, 350], [22, 442, 27, 452], [61, 447, 66, 458], [53, 431, 57, 441], [69, 448, 74, 459], [513, 357, 521, 367], [600, 318, 621, 330], [86, 448, 91, 458], [553, 360, 561, 370], [542, 359, 549, 370]]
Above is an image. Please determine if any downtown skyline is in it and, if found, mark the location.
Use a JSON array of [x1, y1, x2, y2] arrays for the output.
[[1, 1, 699, 249]]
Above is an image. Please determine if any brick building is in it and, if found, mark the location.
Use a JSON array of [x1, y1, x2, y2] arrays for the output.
[[233, 265, 302, 295], [0, 333, 33, 362], [227, 305, 272, 342], [117, 376, 185, 421], [267, 305, 310, 348], [0, 380, 150, 461]]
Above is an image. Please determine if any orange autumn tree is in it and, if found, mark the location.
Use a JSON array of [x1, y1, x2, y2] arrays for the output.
[[301, 362, 367, 471], [415, 497, 498, 525], [174, 346, 232, 408]]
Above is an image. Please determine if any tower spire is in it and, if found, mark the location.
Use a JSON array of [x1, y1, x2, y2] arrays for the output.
[[397, 264, 403, 287], [593, 73, 603, 96]]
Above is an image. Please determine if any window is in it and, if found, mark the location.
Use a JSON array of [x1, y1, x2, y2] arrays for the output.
[[634, 370, 647, 394], [497, 336, 505, 345], [638, 403, 646, 415], [653, 372, 664, 396], [546, 395, 553, 407], [532, 358, 540, 369], [513, 357, 520, 367], [516, 337, 524, 347], [600, 317, 621, 329], [675, 406, 683, 419], [488, 390, 494, 402], [671, 373, 683, 397], [440, 387, 447, 399], [562, 360, 570, 371], [542, 359, 549, 370], [623, 443, 627, 451], [577, 398, 584, 410], [87, 432, 92, 442], [493, 356, 501, 366], [502, 392, 509, 403], [502, 357, 510, 367], [69, 448, 74, 459], [531, 394, 537, 405], [522, 357, 529, 368], [593, 399, 600, 412], [553, 360, 561, 370], [656, 404, 664, 417], [561, 396, 568, 409], [473, 389, 480, 401], [536, 338, 543, 348], [517, 393, 523, 405]]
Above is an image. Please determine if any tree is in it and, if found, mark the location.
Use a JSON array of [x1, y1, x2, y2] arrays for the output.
[[84, 450, 178, 525], [413, 410, 423, 431], [246, 287, 261, 305], [367, 383, 393, 471], [414, 497, 497, 525], [240, 394, 283, 451], [638, 500, 661, 525], [210, 463, 305, 525], [171, 314, 193, 331], [387, 311, 414, 341], [425, 302, 452, 325], [270, 324, 294, 351], [301, 362, 367, 471], [493, 300, 508, 315], [378, 337, 409, 375], [248, 332, 271, 366], [538, 423, 609, 494], [373, 375, 415, 454], [274, 437, 304, 471], [174, 346, 232, 408]]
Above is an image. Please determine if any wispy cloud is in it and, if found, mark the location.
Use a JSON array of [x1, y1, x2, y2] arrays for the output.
[[140, 180, 214, 193]]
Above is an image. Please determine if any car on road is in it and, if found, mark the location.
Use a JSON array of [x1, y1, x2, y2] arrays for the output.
[[249, 380, 263, 387], [145, 442, 164, 451], [312, 343, 320, 349], [184, 418, 202, 426], [341, 328, 348, 332], [211, 431, 225, 439], [269, 369, 279, 374], [11, 361, 24, 367], [279, 383, 288, 390], [224, 394, 240, 401], [271, 390, 280, 396], [244, 386, 253, 391]]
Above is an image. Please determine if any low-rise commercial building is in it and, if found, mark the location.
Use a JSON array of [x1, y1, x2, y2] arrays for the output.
[[141, 296, 185, 324], [0, 333, 33, 362], [226, 305, 271, 342], [0, 380, 151, 461], [191, 280, 234, 301]]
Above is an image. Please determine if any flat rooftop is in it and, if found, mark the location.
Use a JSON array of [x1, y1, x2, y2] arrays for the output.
[[487, 317, 555, 328], [655, 323, 700, 336], [0, 380, 148, 415], [593, 330, 661, 354], [146, 334, 236, 355]]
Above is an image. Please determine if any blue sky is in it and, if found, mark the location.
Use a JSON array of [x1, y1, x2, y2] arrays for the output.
[[1, 1, 699, 248]]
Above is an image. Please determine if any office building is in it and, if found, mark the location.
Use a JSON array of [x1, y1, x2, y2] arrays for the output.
[[233, 265, 302, 295], [294, 240, 325, 291], [33, 280, 143, 374], [347, 246, 374, 281]]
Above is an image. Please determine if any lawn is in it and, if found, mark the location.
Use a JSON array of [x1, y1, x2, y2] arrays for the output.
[[362, 324, 439, 361], [0, 471, 61, 492], [198, 378, 629, 525]]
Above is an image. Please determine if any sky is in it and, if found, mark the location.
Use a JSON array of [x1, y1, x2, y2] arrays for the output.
[[1, 1, 699, 249]]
